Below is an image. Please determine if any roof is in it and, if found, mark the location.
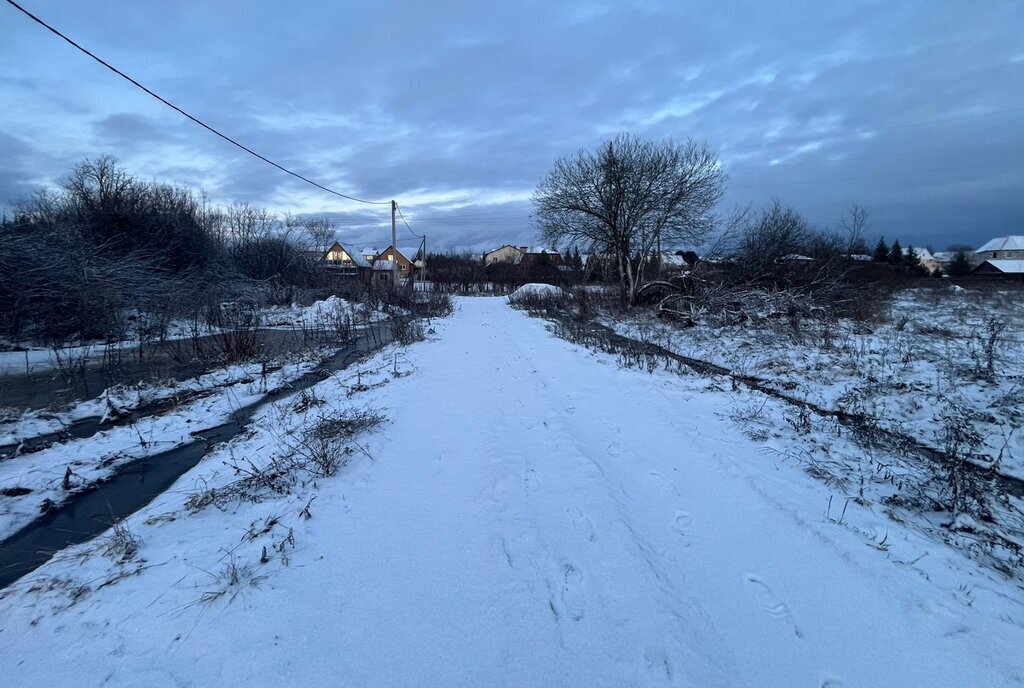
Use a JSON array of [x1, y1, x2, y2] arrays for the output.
[[976, 236, 1024, 253], [484, 244, 522, 255], [347, 252, 371, 268], [976, 260, 1024, 274], [513, 250, 564, 265], [373, 259, 395, 271], [658, 253, 689, 266], [911, 247, 935, 261], [325, 242, 370, 267], [376, 244, 416, 262]]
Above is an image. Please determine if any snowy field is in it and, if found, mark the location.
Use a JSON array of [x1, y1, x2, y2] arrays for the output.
[[607, 286, 1024, 478], [1, 297, 1022, 686]]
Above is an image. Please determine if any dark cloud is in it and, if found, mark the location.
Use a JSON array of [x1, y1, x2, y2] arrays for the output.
[[2, 0, 1021, 250]]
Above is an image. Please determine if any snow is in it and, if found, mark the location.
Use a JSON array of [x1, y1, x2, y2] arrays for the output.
[[1, 298, 1023, 686], [0, 296, 372, 375], [258, 295, 383, 328], [0, 358, 323, 540], [981, 259, 1024, 274], [976, 235, 1024, 253], [511, 282, 562, 298], [607, 288, 1024, 480]]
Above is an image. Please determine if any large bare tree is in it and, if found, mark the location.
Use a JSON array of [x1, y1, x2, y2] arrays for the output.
[[533, 134, 725, 304]]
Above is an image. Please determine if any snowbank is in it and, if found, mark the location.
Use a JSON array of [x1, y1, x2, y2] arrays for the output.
[[510, 283, 562, 298]]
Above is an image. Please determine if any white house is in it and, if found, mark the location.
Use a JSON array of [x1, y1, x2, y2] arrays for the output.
[[975, 236, 1024, 262], [909, 247, 940, 273]]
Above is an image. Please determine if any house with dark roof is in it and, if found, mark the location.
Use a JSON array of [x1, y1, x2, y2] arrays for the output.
[[973, 259, 1024, 280], [514, 249, 564, 268]]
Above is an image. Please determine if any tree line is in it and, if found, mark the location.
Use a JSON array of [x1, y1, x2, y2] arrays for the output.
[[532, 134, 951, 307], [0, 156, 331, 341]]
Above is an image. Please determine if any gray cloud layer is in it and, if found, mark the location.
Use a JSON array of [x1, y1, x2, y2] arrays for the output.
[[1, 0, 1021, 251]]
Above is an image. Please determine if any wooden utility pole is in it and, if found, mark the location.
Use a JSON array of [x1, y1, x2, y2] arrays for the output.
[[391, 199, 399, 289]]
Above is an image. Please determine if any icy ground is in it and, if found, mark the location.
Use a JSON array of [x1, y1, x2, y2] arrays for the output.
[[1, 297, 1022, 686]]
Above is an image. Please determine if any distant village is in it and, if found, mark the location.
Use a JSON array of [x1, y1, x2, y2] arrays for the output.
[[314, 235, 1024, 284]]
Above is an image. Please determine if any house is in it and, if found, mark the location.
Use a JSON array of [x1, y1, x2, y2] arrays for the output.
[[515, 249, 564, 268], [373, 244, 415, 278], [656, 252, 692, 269], [484, 245, 527, 265], [975, 236, 1024, 262], [308, 241, 371, 282], [322, 242, 369, 269], [909, 247, 941, 274], [372, 259, 397, 285], [972, 260, 1024, 280]]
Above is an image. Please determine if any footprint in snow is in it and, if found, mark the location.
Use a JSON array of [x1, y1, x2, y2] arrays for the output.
[[524, 468, 539, 494], [671, 512, 692, 546], [650, 471, 680, 496], [561, 564, 586, 621], [642, 648, 675, 684], [745, 574, 803, 639], [568, 507, 596, 542]]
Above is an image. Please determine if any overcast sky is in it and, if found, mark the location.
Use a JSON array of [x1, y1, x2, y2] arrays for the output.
[[2, 0, 1022, 251]]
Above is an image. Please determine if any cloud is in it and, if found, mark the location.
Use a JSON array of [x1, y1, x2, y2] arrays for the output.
[[2, 0, 1022, 249]]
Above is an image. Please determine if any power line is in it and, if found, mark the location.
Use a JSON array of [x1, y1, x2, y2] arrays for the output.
[[395, 203, 424, 238], [4, 0, 389, 206]]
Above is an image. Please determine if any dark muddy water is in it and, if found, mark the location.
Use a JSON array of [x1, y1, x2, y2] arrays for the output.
[[0, 325, 391, 589], [0, 327, 341, 410]]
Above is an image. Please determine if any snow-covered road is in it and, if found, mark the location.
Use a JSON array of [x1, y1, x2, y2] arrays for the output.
[[1, 297, 1021, 686]]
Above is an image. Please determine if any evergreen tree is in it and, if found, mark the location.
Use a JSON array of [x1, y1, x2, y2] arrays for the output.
[[889, 239, 903, 264], [947, 250, 972, 277], [904, 245, 926, 275], [872, 237, 889, 262]]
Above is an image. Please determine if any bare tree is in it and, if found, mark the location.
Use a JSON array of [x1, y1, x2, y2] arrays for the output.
[[534, 134, 725, 305], [733, 201, 815, 280], [838, 204, 869, 266], [304, 218, 336, 256]]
